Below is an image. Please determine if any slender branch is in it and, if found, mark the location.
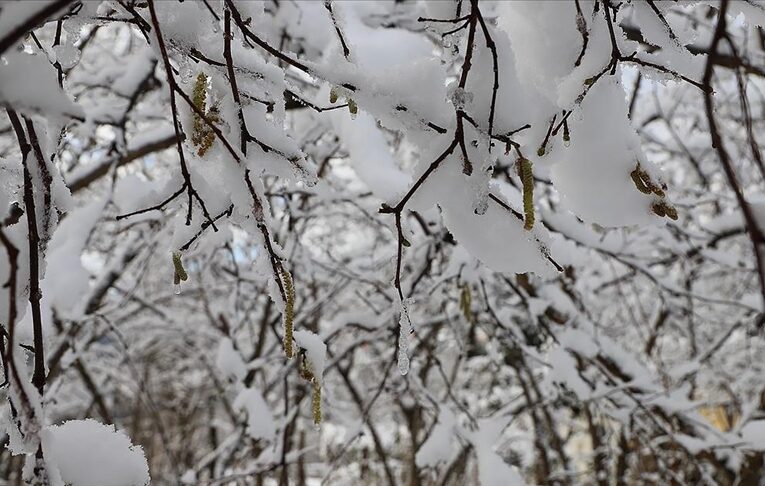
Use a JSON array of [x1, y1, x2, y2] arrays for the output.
[[324, 1, 351, 60], [0, 0, 74, 56], [6, 109, 45, 396], [701, 0, 765, 327]]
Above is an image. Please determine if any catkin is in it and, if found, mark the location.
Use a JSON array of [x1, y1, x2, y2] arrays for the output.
[[630, 168, 652, 194], [172, 252, 188, 284], [191, 73, 216, 156], [300, 352, 314, 381], [460, 284, 474, 324], [299, 351, 322, 425], [312, 380, 322, 425], [519, 157, 535, 230], [280, 265, 295, 359], [347, 99, 358, 115], [633, 163, 678, 221]]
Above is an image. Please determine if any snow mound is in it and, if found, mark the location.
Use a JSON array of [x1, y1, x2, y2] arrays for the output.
[[43, 419, 149, 486]]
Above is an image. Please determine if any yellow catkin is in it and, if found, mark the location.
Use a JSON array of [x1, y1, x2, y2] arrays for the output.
[[191, 74, 207, 145], [191, 73, 216, 156], [519, 157, 535, 230], [172, 252, 188, 284], [299, 353, 322, 425], [299, 352, 313, 381], [280, 265, 295, 359], [312, 379, 322, 425]]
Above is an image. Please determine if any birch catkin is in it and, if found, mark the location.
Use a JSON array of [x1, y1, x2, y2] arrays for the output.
[[460, 284, 474, 324], [280, 265, 295, 359], [312, 380, 322, 425], [519, 157, 535, 230], [172, 252, 188, 285], [191, 73, 216, 156], [300, 351, 322, 425]]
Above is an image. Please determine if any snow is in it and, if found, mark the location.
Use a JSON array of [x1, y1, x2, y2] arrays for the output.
[[233, 388, 276, 441], [327, 105, 410, 201], [293, 330, 327, 382], [497, 1, 581, 104], [469, 417, 525, 486], [1, 2, 764, 484], [0, 52, 83, 118], [413, 164, 556, 276], [740, 420, 765, 449], [43, 420, 149, 486], [415, 408, 456, 467], [215, 337, 247, 383], [550, 79, 660, 227], [113, 49, 156, 98], [43, 197, 106, 316]]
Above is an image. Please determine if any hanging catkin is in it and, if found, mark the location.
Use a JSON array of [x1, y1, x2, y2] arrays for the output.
[[519, 157, 535, 230], [300, 351, 322, 425], [280, 265, 295, 359], [312, 380, 322, 425], [172, 252, 188, 285], [191, 73, 216, 156]]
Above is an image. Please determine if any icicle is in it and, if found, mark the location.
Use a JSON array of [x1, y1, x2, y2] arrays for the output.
[[398, 300, 412, 376], [174, 283, 182, 295]]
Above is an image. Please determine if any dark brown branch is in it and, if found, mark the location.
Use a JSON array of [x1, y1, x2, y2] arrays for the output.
[[115, 183, 187, 221], [475, 4, 498, 144], [179, 204, 234, 252], [0, 0, 74, 56], [145, 0, 218, 229], [324, 0, 351, 60], [225, 0, 313, 77], [701, 0, 765, 328], [68, 133, 180, 194], [223, 8, 249, 155], [6, 109, 45, 396]]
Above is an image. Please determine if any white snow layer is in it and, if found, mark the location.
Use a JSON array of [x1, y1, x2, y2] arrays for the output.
[[43, 419, 150, 486]]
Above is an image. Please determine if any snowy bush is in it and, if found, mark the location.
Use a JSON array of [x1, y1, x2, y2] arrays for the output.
[[1, 0, 765, 484]]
